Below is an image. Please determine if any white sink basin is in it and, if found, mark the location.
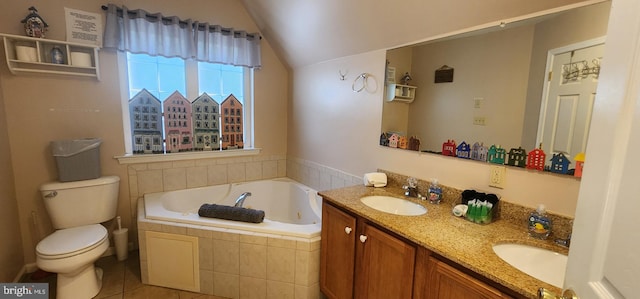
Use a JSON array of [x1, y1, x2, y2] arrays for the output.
[[492, 243, 567, 288], [360, 196, 427, 216]]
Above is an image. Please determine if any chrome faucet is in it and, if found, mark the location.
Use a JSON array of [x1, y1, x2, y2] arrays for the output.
[[403, 177, 419, 198], [234, 192, 252, 207], [554, 233, 571, 248]]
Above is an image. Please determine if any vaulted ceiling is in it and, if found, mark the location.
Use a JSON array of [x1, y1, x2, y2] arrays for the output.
[[240, 0, 590, 68]]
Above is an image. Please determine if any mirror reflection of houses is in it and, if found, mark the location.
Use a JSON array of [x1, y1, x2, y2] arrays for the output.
[[192, 93, 221, 151], [163, 91, 193, 153], [129, 89, 163, 154], [221, 94, 244, 149]]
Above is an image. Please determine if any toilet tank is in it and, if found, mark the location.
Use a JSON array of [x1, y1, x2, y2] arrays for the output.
[[40, 176, 120, 229]]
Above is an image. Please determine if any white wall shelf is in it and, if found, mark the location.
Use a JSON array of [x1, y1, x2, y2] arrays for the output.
[[0, 33, 100, 80], [386, 83, 417, 103]]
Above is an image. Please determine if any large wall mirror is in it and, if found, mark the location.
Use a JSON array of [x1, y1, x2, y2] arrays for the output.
[[382, 1, 610, 169]]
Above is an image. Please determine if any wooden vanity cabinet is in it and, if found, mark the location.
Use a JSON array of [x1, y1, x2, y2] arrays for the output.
[[321, 201, 518, 299], [424, 256, 512, 299], [413, 246, 514, 299], [320, 201, 357, 299], [355, 222, 416, 299], [321, 202, 416, 299]]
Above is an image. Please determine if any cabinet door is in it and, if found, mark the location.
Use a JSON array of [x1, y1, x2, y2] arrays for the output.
[[321, 202, 357, 299], [356, 222, 416, 299], [427, 257, 510, 299]]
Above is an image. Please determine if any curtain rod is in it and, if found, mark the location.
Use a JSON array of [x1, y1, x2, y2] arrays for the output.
[[100, 5, 261, 39]]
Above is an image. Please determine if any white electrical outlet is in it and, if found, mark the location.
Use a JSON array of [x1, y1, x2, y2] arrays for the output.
[[489, 165, 506, 188]]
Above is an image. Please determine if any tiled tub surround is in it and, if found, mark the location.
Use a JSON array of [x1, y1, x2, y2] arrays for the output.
[[135, 177, 323, 298], [138, 200, 321, 299]]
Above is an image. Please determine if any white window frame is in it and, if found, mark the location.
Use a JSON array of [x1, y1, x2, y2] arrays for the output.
[[115, 52, 258, 164]]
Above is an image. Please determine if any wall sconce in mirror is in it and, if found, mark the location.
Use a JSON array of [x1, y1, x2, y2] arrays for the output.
[[434, 65, 454, 83]]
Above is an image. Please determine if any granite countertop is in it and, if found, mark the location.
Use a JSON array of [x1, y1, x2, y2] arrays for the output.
[[318, 184, 568, 299]]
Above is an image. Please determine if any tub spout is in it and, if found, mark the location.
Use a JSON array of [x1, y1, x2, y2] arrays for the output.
[[234, 192, 252, 207]]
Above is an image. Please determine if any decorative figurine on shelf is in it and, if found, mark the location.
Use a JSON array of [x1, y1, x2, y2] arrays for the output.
[[573, 152, 585, 178], [398, 136, 408, 149], [21, 6, 48, 38], [550, 152, 571, 174], [526, 144, 546, 171], [400, 72, 413, 85], [506, 147, 528, 168], [456, 141, 471, 159], [388, 133, 399, 148], [408, 136, 420, 151], [488, 145, 506, 164], [442, 139, 457, 157], [471, 142, 488, 162], [51, 46, 64, 64], [379, 132, 389, 146]]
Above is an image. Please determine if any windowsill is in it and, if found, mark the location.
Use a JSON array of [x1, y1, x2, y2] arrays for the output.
[[114, 148, 261, 164]]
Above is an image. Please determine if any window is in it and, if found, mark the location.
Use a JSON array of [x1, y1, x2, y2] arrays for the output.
[[124, 52, 252, 154]]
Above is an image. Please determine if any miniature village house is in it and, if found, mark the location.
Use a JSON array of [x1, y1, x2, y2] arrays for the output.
[[471, 142, 488, 162], [408, 136, 420, 151], [506, 147, 527, 168], [488, 145, 506, 164], [164, 91, 194, 153], [220, 94, 244, 149], [379, 133, 389, 146], [129, 89, 163, 154], [442, 139, 457, 157], [456, 141, 471, 159], [398, 136, 408, 149], [192, 93, 221, 151], [550, 152, 571, 174], [388, 133, 399, 148], [574, 153, 585, 178], [526, 148, 546, 171]]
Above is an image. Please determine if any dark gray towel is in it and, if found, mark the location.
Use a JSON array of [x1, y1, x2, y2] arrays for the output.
[[198, 204, 265, 223]]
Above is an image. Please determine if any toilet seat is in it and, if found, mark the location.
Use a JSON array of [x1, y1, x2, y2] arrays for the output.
[[36, 224, 108, 259]]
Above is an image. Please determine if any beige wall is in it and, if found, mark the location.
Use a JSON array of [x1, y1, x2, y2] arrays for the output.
[[408, 25, 534, 151], [0, 75, 23, 282], [0, 0, 288, 269]]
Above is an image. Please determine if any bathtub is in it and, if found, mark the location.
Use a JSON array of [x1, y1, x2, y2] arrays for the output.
[[138, 178, 323, 297], [143, 177, 322, 238]]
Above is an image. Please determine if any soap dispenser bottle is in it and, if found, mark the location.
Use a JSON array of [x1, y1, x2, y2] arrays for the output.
[[427, 179, 442, 204], [528, 204, 551, 239]]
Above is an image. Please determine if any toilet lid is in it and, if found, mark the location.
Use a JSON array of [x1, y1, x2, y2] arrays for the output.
[[36, 224, 107, 257]]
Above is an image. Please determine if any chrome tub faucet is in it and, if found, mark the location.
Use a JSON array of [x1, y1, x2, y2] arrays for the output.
[[234, 192, 252, 207]]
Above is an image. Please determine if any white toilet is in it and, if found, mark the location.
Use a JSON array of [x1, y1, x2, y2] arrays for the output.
[[36, 176, 120, 299]]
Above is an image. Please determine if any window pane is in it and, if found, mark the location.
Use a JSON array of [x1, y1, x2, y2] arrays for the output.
[[126, 52, 249, 154], [127, 53, 186, 99], [198, 61, 244, 104]]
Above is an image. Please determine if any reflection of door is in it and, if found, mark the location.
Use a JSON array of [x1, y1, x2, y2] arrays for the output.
[[564, 1, 639, 297], [537, 38, 604, 166]]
